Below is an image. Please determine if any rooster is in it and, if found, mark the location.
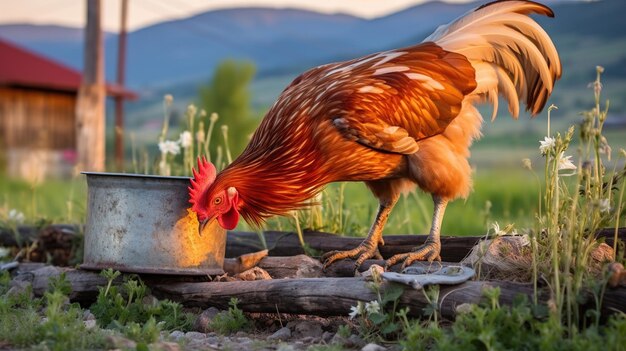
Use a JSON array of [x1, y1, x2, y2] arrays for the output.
[[189, 0, 561, 270]]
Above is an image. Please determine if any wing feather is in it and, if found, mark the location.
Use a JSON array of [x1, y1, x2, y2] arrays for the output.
[[327, 43, 476, 155]]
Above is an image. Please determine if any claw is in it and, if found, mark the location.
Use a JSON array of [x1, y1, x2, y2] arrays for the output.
[[385, 241, 441, 271], [321, 241, 381, 273]]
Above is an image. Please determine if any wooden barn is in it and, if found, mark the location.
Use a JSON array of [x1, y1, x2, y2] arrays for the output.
[[0, 38, 135, 180]]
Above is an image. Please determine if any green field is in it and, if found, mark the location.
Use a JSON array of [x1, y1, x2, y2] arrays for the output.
[[0, 165, 541, 237], [2, 124, 624, 237]]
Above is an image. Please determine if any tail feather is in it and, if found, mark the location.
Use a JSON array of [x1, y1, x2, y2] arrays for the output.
[[426, 0, 561, 118]]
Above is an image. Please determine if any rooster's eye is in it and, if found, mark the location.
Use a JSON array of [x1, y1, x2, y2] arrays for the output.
[[213, 197, 222, 205]]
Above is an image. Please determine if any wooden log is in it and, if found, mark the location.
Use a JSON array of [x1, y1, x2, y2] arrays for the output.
[[12, 256, 324, 303], [14, 263, 626, 319], [3, 226, 623, 265], [150, 278, 626, 319], [226, 228, 626, 261], [13, 265, 111, 302]]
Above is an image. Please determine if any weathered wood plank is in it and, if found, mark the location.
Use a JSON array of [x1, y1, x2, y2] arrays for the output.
[[150, 278, 626, 320], [12, 256, 324, 302], [3, 226, 623, 264], [226, 228, 626, 261], [13, 263, 625, 320]]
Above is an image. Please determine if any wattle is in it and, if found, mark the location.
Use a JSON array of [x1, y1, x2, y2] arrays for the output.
[[218, 206, 239, 230]]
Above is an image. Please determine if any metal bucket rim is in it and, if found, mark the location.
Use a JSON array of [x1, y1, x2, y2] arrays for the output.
[[82, 172, 191, 180]]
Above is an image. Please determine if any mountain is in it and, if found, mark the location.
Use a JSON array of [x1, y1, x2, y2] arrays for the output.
[[0, 24, 114, 71], [0, 2, 481, 87], [123, 8, 366, 87]]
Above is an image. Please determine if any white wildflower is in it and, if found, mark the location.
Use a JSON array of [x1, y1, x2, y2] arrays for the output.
[[349, 302, 364, 319], [187, 104, 197, 117], [557, 154, 577, 172], [365, 301, 380, 315], [196, 129, 205, 143], [598, 199, 610, 213], [539, 136, 555, 155], [522, 158, 532, 170], [158, 140, 181, 155], [210, 112, 219, 123], [179, 131, 193, 148], [8, 209, 25, 224], [163, 94, 173, 106]]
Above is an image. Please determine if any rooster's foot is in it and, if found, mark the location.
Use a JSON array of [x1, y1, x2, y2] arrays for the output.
[[385, 240, 441, 270], [321, 240, 384, 272]]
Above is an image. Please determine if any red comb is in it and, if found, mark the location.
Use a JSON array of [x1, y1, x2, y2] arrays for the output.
[[188, 156, 217, 216]]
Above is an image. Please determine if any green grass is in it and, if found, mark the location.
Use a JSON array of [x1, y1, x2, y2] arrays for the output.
[[0, 174, 86, 224], [400, 289, 626, 351], [0, 272, 109, 350], [0, 167, 545, 237]]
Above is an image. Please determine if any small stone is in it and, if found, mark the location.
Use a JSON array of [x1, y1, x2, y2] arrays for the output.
[[106, 335, 137, 350], [362, 343, 386, 351], [185, 331, 207, 340], [142, 295, 159, 306], [235, 266, 272, 281], [301, 336, 320, 344], [235, 336, 252, 343], [83, 319, 97, 329], [322, 331, 334, 343], [7, 280, 32, 298], [148, 341, 181, 351], [6, 285, 32, 299], [229, 337, 253, 349], [361, 264, 385, 280], [331, 333, 346, 345], [291, 321, 323, 339], [268, 326, 291, 341], [347, 334, 366, 348], [194, 307, 221, 332], [169, 330, 185, 340], [591, 243, 614, 263], [277, 344, 296, 351], [82, 309, 96, 321], [608, 262, 626, 288], [455, 303, 473, 314], [206, 336, 221, 345]]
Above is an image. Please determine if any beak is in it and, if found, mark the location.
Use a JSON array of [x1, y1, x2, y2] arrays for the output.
[[198, 215, 215, 236]]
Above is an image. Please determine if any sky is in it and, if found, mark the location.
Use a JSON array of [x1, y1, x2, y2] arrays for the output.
[[0, 0, 474, 32]]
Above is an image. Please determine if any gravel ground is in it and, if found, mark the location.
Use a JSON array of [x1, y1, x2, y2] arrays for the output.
[[103, 310, 395, 351]]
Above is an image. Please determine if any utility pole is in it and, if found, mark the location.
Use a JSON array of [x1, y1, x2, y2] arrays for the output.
[[114, 0, 129, 171], [76, 0, 105, 172]]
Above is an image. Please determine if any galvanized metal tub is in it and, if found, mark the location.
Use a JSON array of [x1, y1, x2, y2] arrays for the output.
[[81, 172, 226, 275]]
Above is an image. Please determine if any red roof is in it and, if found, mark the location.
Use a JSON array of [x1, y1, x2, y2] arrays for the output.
[[0, 38, 137, 99]]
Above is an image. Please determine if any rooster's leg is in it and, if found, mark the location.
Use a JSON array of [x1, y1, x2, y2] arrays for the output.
[[386, 195, 448, 270], [321, 193, 399, 272]]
